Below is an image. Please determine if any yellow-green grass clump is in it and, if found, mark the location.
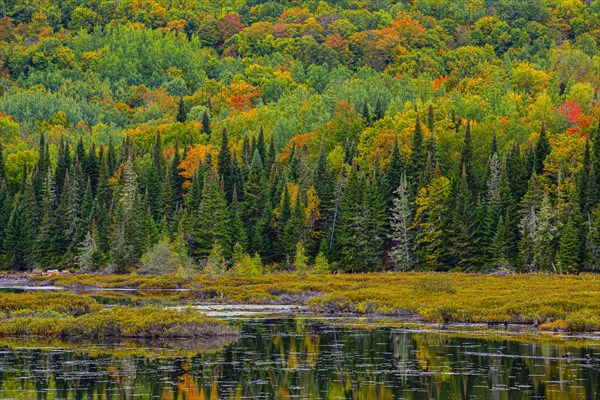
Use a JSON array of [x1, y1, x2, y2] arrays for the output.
[[0, 292, 236, 339], [32, 272, 600, 332]]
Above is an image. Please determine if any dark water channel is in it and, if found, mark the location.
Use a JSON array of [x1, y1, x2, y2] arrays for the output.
[[0, 318, 598, 399]]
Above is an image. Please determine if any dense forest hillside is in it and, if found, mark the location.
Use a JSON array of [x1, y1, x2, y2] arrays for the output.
[[0, 0, 598, 274]]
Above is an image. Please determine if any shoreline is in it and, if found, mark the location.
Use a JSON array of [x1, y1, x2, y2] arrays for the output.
[[1, 271, 599, 336]]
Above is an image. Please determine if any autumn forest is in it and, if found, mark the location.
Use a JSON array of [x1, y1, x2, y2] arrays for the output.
[[0, 0, 599, 275]]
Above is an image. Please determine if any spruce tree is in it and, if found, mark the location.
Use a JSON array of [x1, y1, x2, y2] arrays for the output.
[[413, 174, 451, 271], [86, 142, 99, 194], [218, 128, 234, 203], [448, 166, 478, 271], [244, 150, 270, 255], [489, 213, 510, 270], [534, 121, 550, 175], [190, 169, 230, 260], [558, 219, 579, 273], [386, 136, 404, 203], [373, 97, 385, 121], [389, 173, 413, 270], [337, 166, 386, 272], [176, 97, 188, 123], [427, 104, 434, 134], [228, 186, 247, 256], [408, 114, 425, 191], [3, 197, 30, 270], [362, 101, 371, 124], [107, 136, 118, 176], [313, 141, 335, 250], [201, 109, 211, 135]]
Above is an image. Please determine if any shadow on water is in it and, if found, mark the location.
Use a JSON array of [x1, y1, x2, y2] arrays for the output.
[[0, 318, 598, 399]]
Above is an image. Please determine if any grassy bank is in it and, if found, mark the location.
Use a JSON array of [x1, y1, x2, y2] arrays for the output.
[[32, 272, 600, 332], [0, 292, 237, 340]]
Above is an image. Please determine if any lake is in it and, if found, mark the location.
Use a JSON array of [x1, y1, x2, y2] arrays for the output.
[[0, 317, 598, 399]]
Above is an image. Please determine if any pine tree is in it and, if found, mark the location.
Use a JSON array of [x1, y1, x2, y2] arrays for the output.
[[176, 97, 188, 123], [201, 109, 211, 135], [413, 174, 451, 271], [86, 142, 99, 194], [294, 241, 309, 278], [373, 97, 385, 121], [337, 167, 386, 272], [427, 104, 434, 134], [107, 136, 118, 176], [408, 114, 425, 191], [282, 195, 308, 264], [0, 142, 5, 183], [186, 166, 204, 211], [218, 128, 234, 203], [111, 160, 145, 272], [3, 197, 30, 270], [244, 150, 271, 255], [386, 136, 404, 204], [459, 121, 477, 194], [361, 101, 371, 124], [534, 121, 550, 175], [533, 191, 559, 272], [558, 219, 579, 273], [256, 126, 266, 164], [389, 173, 413, 270], [423, 133, 438, 187], [276, 184, 292, 261], [489, 213, 510, 270], [191, 169, 230, 259], [228, 187, 247, 257], [55, 138, 71, 200], [313, 252, 330, 275], [448, 167, 478, 270]]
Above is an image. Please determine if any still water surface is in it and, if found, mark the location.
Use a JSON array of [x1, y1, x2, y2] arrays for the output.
[[0, 318, 598, 399]]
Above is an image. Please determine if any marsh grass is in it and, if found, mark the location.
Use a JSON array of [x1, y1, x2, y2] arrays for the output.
[[0, 292, 237, 339], [32, 272, 600, 332]]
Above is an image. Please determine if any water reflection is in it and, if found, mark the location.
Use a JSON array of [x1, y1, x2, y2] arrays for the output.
[[0, 318, 598, 399]]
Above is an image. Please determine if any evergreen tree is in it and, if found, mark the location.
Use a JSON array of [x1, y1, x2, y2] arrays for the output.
[[107, 136, 118, 176], [386, 136, 404, 203], [228, 187, 247, 256], [282, 195, 307, 264], [459, 121, 477, 193], [427, 104, 435, 134], [176, 97, 188, 123], [362, 101, 371, 124], [218, 128, 234, 203], [54, 138, 71, 199], [534, 121, 550, 175], [313, 141, 335, 250], [413, 174, 451, 270], [294, 241, 309, 278], [489, 213, 510, 270], [0, 142, 5, 183], [256, 126, 266, 165], [244, 150, 270, 255], [3, 197, 30, 270], [408, 114, 425, 190], [170, 141, 185, 205], [558, 219, 579, 273], [337, 166, 386, 272], [191, 169, 230, 260], [373, 97, 385, 121], [111, 160, 145, 272], [389, 173, 413, 270], [533, 191, 559, 272], [86, 142, 99, 194], [448, 167, 478, 270], [201, 109, 211, 135]]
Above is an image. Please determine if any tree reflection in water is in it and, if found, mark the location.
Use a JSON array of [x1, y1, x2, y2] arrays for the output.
[[0, 318, 598, 399]]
